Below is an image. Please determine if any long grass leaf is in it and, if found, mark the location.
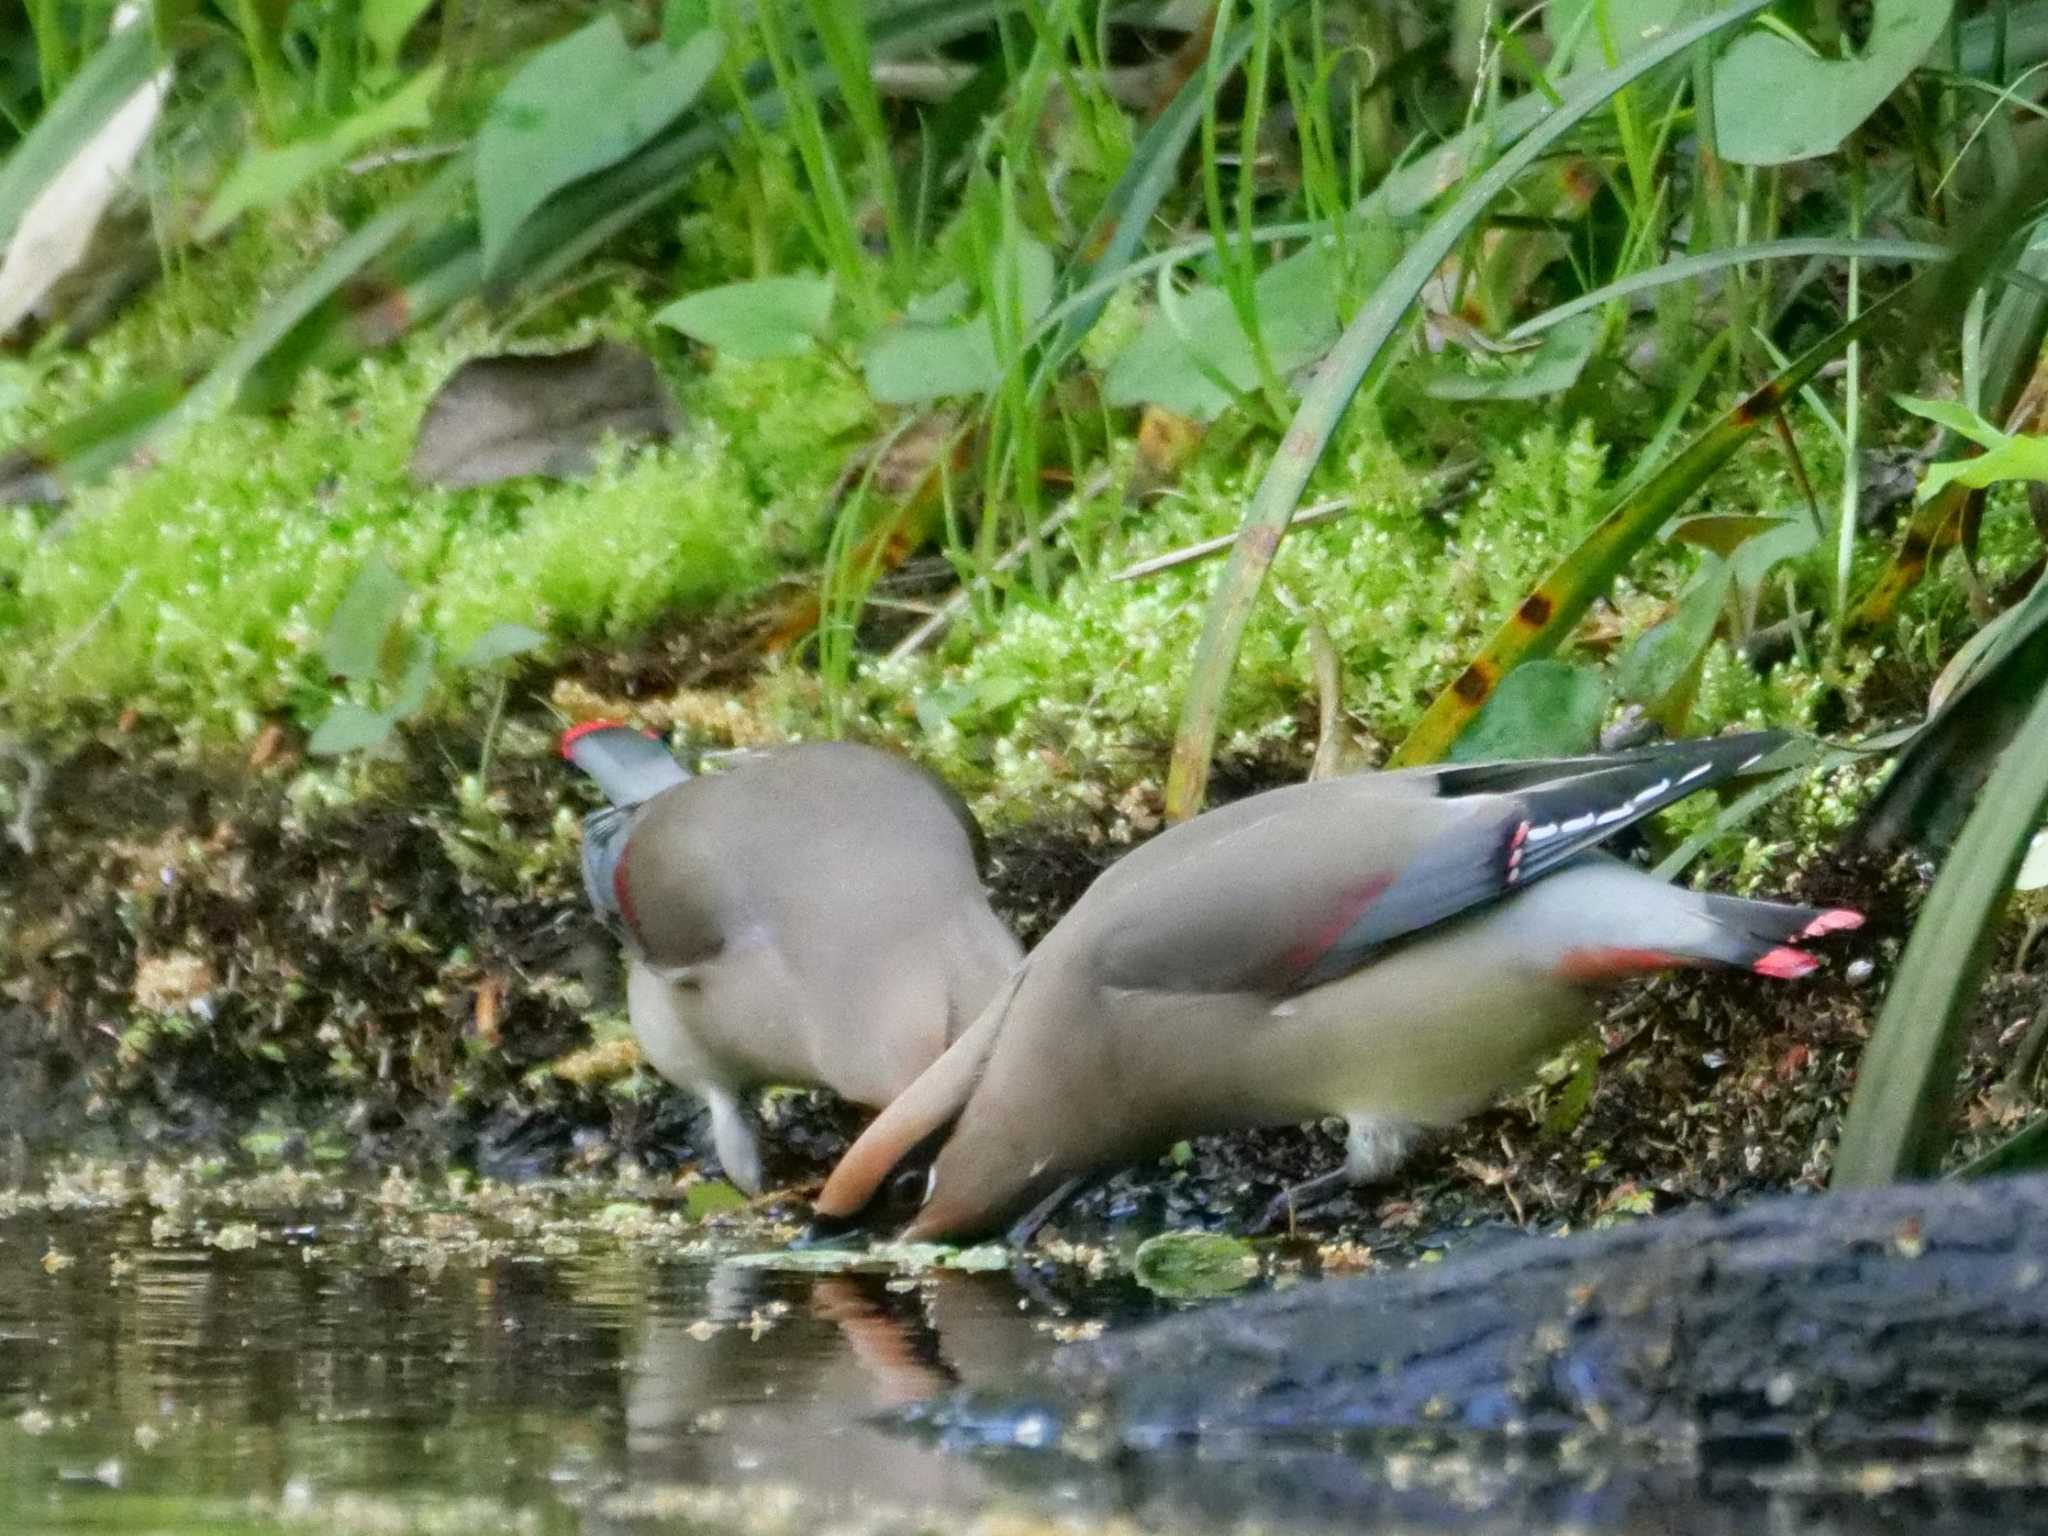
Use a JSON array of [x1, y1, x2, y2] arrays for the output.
[[1834, 646, 2048, 1185], [1036, 5, 1292, 377], [1957, 1113, 2048, 1179], [1852, 565, 2048, 857], [1505, 237, 1950, 342], [1390, 285, 1909, 767], [1161, 0, 1774, 818]]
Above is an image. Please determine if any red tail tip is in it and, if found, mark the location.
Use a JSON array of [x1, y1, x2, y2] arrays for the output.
[[559, 719, 626, 759], [1799, 908, 1864, 939], [1753, 946, 1820, 980]]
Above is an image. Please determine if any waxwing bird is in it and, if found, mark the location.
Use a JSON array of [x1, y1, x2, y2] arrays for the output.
[[563, 723, 1023, 1195], [813, 731, 1863, 1241]]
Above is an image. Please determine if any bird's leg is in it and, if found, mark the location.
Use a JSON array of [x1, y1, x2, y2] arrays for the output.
[[1006, 1170, 1104, 1252], [704, 1087, 767, 1197], [1343, 1115, 1419, 1183], [1004, 1169, 1117, 1313], [1253, 1115, 1418, 1235], [1251, 1168, 1350, 1236]]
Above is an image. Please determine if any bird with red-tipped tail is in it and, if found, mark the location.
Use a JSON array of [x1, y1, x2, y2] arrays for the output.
[[813, 731, 1862, 1243]]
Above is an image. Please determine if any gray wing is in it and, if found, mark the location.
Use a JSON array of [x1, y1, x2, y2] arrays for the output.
[[1083, 733, 1789, 997]]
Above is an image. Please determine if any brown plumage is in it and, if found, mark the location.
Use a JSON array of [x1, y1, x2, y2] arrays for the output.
[[565, 727, 1021, 1194], [815, 733, 1862, 1240]]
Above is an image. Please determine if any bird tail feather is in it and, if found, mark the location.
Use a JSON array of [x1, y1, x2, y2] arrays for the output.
[[1686, 892, 1864, 979]]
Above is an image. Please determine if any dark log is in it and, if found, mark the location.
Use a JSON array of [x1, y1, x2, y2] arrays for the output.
[[917, 1175, 2048, 1458]]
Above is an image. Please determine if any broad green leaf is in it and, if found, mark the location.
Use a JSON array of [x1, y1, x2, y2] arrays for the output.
[[863, 239, 1053, 404], [683, 1179, 746, 1220], [1897, 396, 2048, 501], [862, 323, 997, 403], [1424, 314, 1599, 402], [1105, 243, 1343, 420], [1131, 1231, 1259, 1299], [1919, 435, 2048, 501], [307, 703, 397, 756], [1728, 514, 1819, 603], [654, 274, 835, 359], [321, 555, 409, 681], [477, 19, 723, 275], [663, 0, 714, 47], [1616, 556, 1728, 726], [200, 66, 443, 238], [1541, 1036, 1601, 1138], [363, 0, 438, 73], [1165, 0, 1775, 817], [1714, 1, 1954, 166], [1834, 677, 2048, 1185], [1895, 393, 2003, 447], [1447, 660, 1609, 762], [459, 622, 546, 669], [1666, 513, 1778, 557], [486, 2, 1038, 302], [388, 636, 438, 720]]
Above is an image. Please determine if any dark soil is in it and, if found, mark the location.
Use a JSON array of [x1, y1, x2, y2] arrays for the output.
[[2, 643, 2039, 1247]]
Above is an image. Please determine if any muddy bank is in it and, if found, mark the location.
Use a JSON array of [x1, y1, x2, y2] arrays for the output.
[[0, 687, 2032, 1243]]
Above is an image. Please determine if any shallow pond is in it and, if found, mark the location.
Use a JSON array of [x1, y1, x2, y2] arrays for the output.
[[1, 1171, 2040, 1535]]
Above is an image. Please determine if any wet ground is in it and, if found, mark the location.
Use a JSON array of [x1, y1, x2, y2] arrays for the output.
[[4, 1168, 2045, 1536]]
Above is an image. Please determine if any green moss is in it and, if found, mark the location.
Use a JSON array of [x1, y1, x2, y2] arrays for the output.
[[1, 261, 873, 737], [865, 414, 1613, 819]]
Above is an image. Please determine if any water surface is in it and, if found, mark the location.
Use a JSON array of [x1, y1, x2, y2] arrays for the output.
[[2, 1172, 2039, 1535]]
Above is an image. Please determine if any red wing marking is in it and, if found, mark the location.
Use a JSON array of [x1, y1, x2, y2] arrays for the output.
[[1279, 873, 1395, 980], [612, 847, 641, 940], [1557, 946, 1689, 983]]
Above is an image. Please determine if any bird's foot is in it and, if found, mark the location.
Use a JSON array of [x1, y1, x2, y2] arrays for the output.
[[1250, 1167, 1352, 1237], [790, 1210, 868, 1250]]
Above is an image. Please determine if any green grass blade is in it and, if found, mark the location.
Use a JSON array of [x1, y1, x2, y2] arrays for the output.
[[1849, 224, 2048, 632], [1957, 1113, 2048, 1179], [1390, 283, 1909, 767], [1034, 4, 1295, 379], [0, 370, 196, 504], [1162, 0, 1774, 819], [1834, 649, 2048, 1186], [1505, 237, 1950, 342]]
